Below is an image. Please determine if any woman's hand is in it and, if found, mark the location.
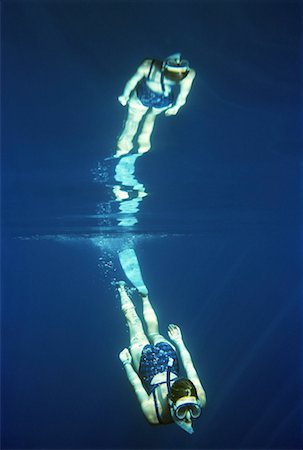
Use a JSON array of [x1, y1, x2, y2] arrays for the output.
[[167, 323, 183, 344], [119, 348, 132, 365], [165, 106, 180, 116], [118, 95, 128, 106]]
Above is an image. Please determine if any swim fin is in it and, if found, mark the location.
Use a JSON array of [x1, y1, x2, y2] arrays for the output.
[[118, 248, 148, 296]]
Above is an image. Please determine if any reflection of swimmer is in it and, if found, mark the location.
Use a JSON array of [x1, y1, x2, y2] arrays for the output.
[[117, 282, 206, 434], [112, 185, 147, 201], [115, 53, 196, 158]]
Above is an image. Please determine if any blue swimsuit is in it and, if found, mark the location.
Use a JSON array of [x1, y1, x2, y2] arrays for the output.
[[138, 342, 180, 423], [136, 60, 178, 109]]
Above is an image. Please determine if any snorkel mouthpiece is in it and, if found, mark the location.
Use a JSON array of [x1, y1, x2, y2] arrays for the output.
[[174, 417, 194, 434]]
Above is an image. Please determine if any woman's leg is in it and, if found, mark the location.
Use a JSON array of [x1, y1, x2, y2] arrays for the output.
[[116, 95, 148, 157], [118, 283, 149, 370], [137, 107, 165, 154], [141, 293, 173, 347], [137, 110, 157, 154]]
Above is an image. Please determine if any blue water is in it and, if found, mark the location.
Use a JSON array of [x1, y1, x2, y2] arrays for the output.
[[2, 1, 302, 449]]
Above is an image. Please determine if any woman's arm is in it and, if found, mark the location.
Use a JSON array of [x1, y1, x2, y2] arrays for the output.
[[167, 324, 206, 407], [123, 361, 149, 401], [165, 69, 196, 116], [118, 59, 151, 105], [119, 348, 157, 423], [176, 69, 196, 108]]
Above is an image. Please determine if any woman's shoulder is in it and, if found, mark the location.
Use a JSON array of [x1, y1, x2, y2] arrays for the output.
[[140, 387, 173, 425], [136, 59, 153, 77], [139, 58, 153, 67], [139, 58, 162, 70], [185, 67, 196, 80]]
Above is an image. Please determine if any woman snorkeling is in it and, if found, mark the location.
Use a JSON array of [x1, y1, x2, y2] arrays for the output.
[[117, 281, 206, 434], [115, 53, 196, 157]]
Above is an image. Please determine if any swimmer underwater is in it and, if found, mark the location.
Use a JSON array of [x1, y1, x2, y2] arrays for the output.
[[117, 282, 206, 434], [115, 53, 196, 157]]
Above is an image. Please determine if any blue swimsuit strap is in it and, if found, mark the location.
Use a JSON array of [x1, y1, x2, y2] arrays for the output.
[[147, 60, 154, 80], [152, 389, 162, 423], [147, 60, 166, 94], [151, 364, 177, 424], [151, 380, 167, 424], [160, 71, 165, 93]]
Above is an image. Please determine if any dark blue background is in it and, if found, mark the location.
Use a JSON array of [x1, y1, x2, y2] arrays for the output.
[[2, 1, 302, 449]]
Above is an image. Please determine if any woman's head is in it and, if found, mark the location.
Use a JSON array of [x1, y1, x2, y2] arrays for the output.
[[162, 53, 190, 82], [168, 378, 201, 434]]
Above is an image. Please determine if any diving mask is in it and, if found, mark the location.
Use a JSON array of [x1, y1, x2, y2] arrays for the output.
[[173, 396, 202, 419], [163, 53, 189, 73]]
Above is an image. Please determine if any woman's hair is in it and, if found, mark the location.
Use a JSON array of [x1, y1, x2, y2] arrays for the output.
[[168, 378, 198, 404]]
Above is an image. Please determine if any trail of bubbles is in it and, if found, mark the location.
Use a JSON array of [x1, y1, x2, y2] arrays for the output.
[[91, 161, 110, 184], [97, 250, 117, 280], [96, 201, 115, 228]]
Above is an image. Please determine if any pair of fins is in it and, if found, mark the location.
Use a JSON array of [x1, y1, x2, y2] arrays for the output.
[[118, 248, 148, 296]]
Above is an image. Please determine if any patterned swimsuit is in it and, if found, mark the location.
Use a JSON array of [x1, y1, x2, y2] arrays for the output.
[[138, 342, 180, 423], [136, 60, 178, 109]]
